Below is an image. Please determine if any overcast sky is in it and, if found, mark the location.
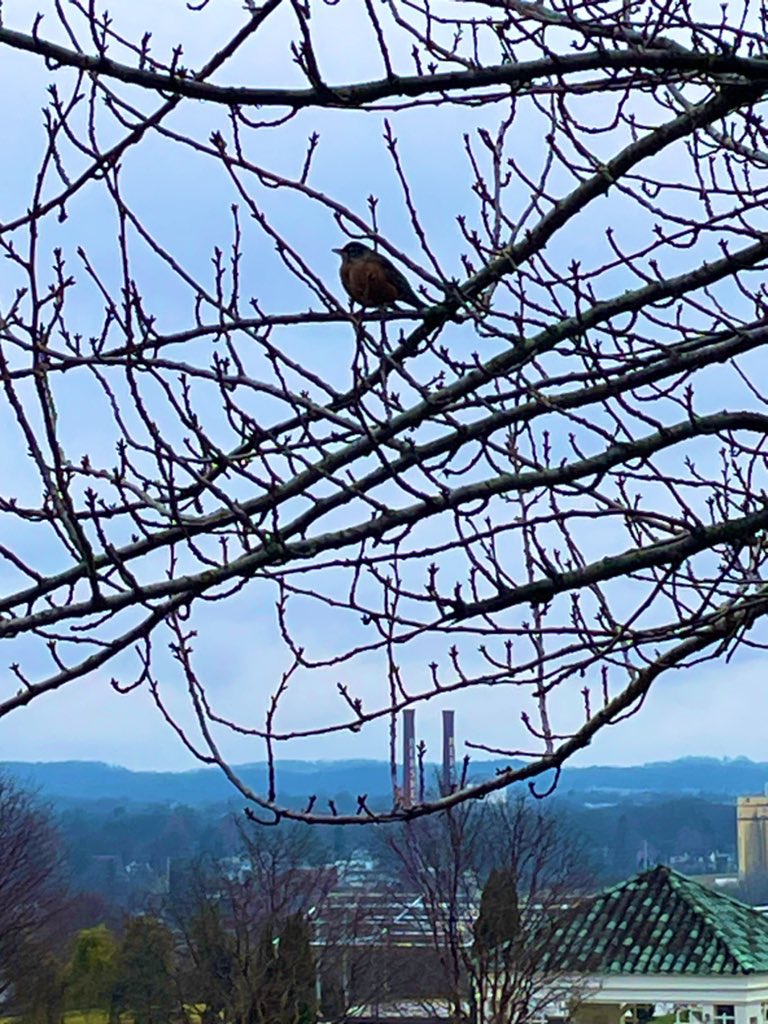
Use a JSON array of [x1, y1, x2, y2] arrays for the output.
[[0, 0, 766, 776], [0, 644, 764, 771]]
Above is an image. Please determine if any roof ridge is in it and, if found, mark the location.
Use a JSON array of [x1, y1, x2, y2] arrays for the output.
[[665, 871, 746, 971], [668, 867, 764, 915], [597, 864, 765, 918], [590, 863, 672, 900], [665, 868, 767, 971]]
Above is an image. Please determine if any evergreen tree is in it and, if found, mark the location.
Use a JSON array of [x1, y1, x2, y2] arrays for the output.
[[251, 914, 317, 1024], [279, 915, 316, 1024], [187, 903, 235, 1024], [114, 916, 175, 1024], [474, 867, 520, 955]]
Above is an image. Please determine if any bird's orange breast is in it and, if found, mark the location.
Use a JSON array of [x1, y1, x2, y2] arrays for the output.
[[341, 258, 400, 307]]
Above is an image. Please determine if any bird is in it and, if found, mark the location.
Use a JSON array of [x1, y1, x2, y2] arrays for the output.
[[332, 241, 427, 311]]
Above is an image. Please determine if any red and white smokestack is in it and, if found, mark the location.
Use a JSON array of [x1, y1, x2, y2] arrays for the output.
[[402, 709, 416, 808], [441, 709, 456, 796]]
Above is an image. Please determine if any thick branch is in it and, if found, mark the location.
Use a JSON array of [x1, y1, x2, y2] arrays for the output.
[[2, 25, 768, 108]]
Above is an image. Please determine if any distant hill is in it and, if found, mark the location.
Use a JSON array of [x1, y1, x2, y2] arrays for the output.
[[1, 755, 767, 808], [557, 757, 768, 798]]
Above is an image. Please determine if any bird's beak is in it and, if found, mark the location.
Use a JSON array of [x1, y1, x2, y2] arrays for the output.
[[332, 247, 343, 255]]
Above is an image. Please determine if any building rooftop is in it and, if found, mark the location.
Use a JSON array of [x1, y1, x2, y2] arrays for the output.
[[548, 864, 768, 976], [312, 886, 478, 948]]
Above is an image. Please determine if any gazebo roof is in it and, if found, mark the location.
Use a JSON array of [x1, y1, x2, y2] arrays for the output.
[[548, 865, 768, 976]]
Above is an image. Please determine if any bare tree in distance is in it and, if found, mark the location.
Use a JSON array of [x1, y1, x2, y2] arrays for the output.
[[387, 797, 594, 1024], [167, 823, 389, 1024], [3, 0, 768, 821], [0, 775, 66, 956], [0, 774, 69, 1011]]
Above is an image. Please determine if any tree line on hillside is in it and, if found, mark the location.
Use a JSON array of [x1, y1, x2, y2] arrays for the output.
[[54, 793, 739, 909], [8, 757, 765, 809]]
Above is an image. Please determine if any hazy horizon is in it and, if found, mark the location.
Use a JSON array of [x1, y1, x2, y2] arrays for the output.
[[2, 750, 764, 772]]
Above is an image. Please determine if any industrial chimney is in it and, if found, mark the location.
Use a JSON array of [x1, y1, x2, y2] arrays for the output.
[[402, 709, 416, 808], [441, 709, 456, 796]]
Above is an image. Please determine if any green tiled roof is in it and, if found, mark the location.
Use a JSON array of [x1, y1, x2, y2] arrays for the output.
[[545, 865, 768, 976]]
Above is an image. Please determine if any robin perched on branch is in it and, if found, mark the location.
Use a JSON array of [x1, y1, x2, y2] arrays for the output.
[[333, 242, 427, 311]]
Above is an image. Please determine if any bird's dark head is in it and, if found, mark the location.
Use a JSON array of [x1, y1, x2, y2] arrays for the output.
[[332, 241, 373, 262]]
